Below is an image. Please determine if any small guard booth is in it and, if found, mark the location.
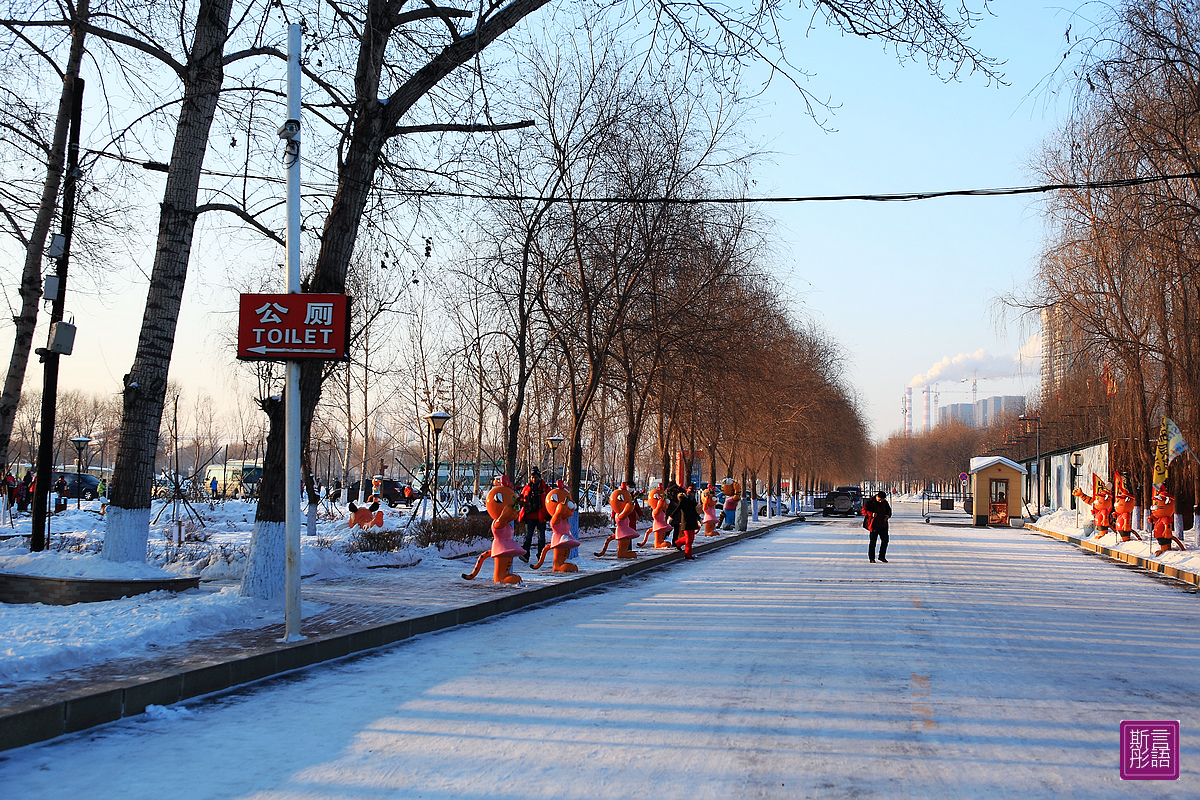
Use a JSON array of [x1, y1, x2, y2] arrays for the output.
[[968, 456, 1027, 527]]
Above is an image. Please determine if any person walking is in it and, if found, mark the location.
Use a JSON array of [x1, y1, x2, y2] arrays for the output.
[[674, 483, 701, 559], [518, 468, 549, 563], [863, 490, 892, 563], [210, 475, 220, 500]]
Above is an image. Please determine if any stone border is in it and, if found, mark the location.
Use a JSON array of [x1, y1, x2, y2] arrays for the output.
[[0, 517, 795, 752], [1024, 522, 1199, 588], [0, 572, 201, 605]]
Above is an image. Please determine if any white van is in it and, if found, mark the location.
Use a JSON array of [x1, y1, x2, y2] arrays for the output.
[[203, 460, 263, 497]]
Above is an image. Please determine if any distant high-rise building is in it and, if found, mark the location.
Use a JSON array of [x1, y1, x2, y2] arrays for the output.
[[937, 396, 1024, 428], [1041, 305, 1074, 401], [974, 395, 1026, 428], [938, 403, 974, 427]]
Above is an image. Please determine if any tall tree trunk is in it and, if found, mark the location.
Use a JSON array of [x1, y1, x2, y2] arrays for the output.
[[0, 0, 89, 472], [244, 0, 557, 596], [104, 0, 233, 562]]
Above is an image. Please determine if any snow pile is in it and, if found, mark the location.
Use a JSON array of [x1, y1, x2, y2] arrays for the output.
[[0, 585, 326, 685], [0, 550, 176, 580], [300, 545, 422, 578], [1031, 507, 1200, 574]]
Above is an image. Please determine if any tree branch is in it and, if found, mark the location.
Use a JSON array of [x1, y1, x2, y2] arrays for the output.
[[391, 119, 535, 136], [195, 203, 285, 247]]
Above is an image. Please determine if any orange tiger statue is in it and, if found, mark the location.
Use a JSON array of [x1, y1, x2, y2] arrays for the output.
[[720, 478, 741, 530], [1150, 485, 1187, 556], [347, 499, 383, 530], [701, 485, 719, 536], [531, 480, 580, 573], [348, 474, 385, 529], [461, 475, 525, 584], [638, 483, 674, 548], [596, 482, 638, 559], [1112, 472, 1141, 543], [1073, 474, 1113, 538]]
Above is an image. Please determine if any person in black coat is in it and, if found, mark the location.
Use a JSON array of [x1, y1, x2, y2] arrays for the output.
[[863, 491, 892, 563], [674, 484, 701, 558]]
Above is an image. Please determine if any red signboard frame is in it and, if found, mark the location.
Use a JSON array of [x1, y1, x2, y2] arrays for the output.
[[237, 293, 350, 361]]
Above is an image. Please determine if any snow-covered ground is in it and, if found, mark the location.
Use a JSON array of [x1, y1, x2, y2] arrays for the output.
[[1, 507, 1196, 798], [1031, 506, 1200, 573], [0, 497, 739, 687]]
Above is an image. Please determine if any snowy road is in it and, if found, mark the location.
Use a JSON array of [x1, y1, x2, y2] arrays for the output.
[[2, 504, 1198, 798]]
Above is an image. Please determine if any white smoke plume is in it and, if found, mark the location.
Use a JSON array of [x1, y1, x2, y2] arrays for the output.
[[909, 335, 1040, 388]]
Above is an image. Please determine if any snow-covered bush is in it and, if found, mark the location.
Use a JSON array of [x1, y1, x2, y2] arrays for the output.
[[407, 516, 492, 549], [346, 526, 405, 553]]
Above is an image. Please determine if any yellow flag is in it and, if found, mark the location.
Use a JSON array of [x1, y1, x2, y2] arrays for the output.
[[1153, 417, 1170, 487]]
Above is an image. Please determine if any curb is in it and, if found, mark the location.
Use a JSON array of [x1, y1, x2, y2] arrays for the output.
[[1024, 523, 1199, 588], [0, 517, 797, 752]]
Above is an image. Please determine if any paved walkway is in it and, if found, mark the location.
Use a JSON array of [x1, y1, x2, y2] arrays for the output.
[[0, 516, 791, 750], [4, 508, 1198, 798]]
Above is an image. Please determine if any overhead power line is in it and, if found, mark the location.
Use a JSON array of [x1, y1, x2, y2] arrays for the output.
[[88, 149, 1200, 205], [396, 171, 1200, 204]]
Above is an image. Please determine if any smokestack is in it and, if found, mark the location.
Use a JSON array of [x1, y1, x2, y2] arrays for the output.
[[923, 385, 930, 433], [905, 387, 913, 437]]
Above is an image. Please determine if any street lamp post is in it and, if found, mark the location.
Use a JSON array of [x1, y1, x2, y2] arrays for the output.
[[425, 411, 451, 521], [546, 435, 564, 485], [1070, 451, 1082, 526], [1019, 413, 1041, 514], [69, 435, 91, 509]]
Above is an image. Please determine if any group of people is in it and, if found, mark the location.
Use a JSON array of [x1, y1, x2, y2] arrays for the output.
[[2, 469, 107, 513], [3, 471, 33, 512], [658, 482, 702, 558]]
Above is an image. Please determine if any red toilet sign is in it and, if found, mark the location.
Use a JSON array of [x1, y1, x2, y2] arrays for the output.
[[237, 293, 350, 361]]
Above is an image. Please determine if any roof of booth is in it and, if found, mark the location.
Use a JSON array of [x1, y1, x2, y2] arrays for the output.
[[969, 456, 1028, 475]]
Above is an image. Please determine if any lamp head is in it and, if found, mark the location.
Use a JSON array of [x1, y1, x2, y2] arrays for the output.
[[425, 410, 451, 434]]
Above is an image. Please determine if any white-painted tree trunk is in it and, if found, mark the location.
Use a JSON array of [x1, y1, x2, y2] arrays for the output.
[[100, 507, 151, 563], [241, 520, 286, 600]]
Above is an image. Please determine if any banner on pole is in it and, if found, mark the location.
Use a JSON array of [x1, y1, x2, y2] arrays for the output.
[[1153, 417, 1191, 487]]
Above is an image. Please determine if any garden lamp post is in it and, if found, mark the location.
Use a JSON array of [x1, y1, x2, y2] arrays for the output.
[[69, 435, 90, 509], [425, 411, 451, 520], [546, 435, 564, 484]]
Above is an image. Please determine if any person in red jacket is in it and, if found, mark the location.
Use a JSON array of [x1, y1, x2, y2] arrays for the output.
[[518, 468, 549, 562]]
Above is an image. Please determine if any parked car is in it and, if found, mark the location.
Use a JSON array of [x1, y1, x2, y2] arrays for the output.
[[152, 474, 193, 499], [346, 478, 415, 507], [52, 471, 101, 500], [751, 495, 790, 516], [822, 490, 854, 517]]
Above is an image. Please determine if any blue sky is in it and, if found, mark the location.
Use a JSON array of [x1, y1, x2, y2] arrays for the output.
[[741, 4, 1081, 437]]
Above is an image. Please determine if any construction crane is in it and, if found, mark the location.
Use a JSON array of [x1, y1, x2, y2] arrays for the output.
[[961, 371, 1023, 408]]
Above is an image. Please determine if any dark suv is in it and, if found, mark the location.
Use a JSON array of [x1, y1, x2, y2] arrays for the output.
[[822, 490, 854, 517], [346, 478, 415, 507], [52, 471, 102, 500], [837, 485, 865, 515]]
